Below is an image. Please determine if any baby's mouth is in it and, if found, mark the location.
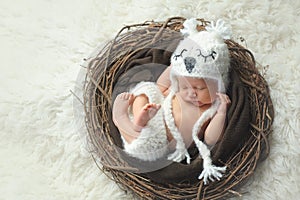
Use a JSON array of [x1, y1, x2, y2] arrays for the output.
[[191, 100, 204, 106]]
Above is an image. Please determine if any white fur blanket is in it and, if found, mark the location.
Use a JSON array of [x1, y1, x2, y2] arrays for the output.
[[0, 0, 299, 199]]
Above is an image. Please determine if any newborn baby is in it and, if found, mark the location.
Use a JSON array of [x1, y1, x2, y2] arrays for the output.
[[113, 18, 232, 184], [113, 67, 230, 152]]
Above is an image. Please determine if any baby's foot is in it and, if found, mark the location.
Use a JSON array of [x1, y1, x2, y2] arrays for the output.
[[134, 103, 161, 128], [113, 92, 134, 122]]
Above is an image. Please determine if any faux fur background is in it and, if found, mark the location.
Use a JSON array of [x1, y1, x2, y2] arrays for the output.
[[0, 0, 299, 199]]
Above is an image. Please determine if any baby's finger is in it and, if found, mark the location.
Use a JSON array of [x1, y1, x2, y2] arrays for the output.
[[224, 95, 231, 104], [217, 93, 231, 104], [216, 93, 226, 102]]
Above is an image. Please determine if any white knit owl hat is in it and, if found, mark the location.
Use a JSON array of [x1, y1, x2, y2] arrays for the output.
[[163, 18, 231, 185], [170, 18, 231, 93]]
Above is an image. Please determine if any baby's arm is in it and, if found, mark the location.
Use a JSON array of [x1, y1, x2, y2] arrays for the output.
[[156, 66, 172, 96], [204, 93, 231, 146]]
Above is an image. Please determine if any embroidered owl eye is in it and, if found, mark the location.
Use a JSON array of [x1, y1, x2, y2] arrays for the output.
[[196, 49, 217, 62], [173, 49, 187, 60]]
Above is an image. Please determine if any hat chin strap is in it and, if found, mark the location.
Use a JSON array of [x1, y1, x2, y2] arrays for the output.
[[164, 90, 191, 164], [164, 92, 227, 184], [192, 99, 227, 184]]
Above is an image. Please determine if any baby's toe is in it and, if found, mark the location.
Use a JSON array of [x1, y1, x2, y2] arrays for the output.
[[155, 103, 161, 110], [121, 92, 130, 100], [128, 94, 135, 105]]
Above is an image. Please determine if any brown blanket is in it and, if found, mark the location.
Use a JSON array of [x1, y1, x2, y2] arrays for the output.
[[109, 39, 251, 184]]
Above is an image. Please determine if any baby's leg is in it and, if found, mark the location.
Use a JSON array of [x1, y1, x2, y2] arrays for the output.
[[132, 94, 161, 128], [113, 92, 161, 144], [113, 92, 141, 143]]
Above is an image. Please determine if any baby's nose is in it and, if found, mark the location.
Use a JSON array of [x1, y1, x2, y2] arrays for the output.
[[184, 57, 196, 73], [188, 88, 197, 97]]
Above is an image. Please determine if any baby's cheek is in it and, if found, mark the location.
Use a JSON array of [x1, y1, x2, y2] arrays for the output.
[[201, 91, 215, 103], [178, 90, 187, 98], [206, 83, 218, 100], [209, 92, 218, 102]]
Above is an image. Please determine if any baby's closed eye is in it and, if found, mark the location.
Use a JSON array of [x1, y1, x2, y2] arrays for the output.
[[196, 86, 206, 90]]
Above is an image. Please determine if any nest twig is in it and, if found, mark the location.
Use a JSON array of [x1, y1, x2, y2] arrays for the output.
[[82, 17, 274, 200]]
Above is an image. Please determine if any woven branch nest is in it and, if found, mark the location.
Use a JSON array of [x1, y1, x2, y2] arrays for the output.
[[82, 17, 274, 200]]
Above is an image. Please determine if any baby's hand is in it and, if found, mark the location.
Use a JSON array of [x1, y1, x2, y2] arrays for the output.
[[216, 93, 231, 114]]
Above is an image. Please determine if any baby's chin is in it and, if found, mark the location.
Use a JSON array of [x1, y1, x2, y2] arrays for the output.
[[189, 100, 212, 108], [190, 101, 204, 107]]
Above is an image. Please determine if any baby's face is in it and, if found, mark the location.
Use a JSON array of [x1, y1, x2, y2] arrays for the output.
[[177, 76, 218, 107]]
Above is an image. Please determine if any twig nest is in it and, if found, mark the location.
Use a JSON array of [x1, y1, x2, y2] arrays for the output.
[[82, 17, 274, 200]]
